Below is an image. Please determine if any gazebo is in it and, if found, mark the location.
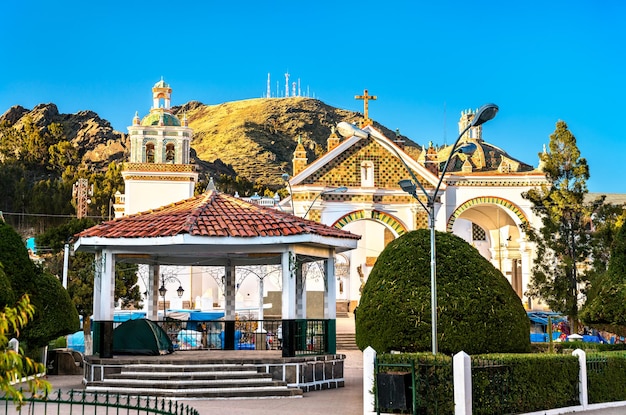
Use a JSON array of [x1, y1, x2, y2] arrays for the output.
[[73, 189, 360, 358]]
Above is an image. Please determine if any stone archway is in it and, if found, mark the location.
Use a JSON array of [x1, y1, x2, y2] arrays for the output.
[[332, 210, 408, 309], [333, 209, 408, 236], [446, 197, 530, 300]]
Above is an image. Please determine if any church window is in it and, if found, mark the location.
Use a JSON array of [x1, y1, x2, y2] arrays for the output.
[[472, 223, 486, 241], [145, 143, 155, 163], [360, 161, 374, 187], [165, 143, 175, 162]]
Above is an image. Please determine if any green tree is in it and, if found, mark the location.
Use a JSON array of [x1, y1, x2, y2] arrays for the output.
[[580, 221, 626, 336], [0, 221, 79, 349], [522, 121, 602, 331], [36, 219, 142, 335], [356, 230, 530, 354], [0, 293, 50, 407]]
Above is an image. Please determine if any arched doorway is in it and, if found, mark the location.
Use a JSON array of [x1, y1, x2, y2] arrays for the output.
[[447, 197, 529, 299], [332, 210, 407, 310]]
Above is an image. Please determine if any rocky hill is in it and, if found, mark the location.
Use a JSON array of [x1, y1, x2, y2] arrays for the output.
[[1, 98, 416, 186]]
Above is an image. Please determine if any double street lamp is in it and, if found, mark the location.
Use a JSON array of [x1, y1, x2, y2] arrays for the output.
[[158, 274, 184, 319], [398, 103, 499, 354]]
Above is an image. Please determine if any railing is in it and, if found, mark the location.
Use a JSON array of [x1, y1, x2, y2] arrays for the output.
[[153, 318, 332, 356], [1, 390, 199, 415]]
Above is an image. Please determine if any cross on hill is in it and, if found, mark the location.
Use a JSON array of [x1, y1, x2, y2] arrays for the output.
[[355, 89, 377, 126]]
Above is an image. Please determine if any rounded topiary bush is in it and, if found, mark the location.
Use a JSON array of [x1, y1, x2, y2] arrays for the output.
[[356, 229, 530, 355]]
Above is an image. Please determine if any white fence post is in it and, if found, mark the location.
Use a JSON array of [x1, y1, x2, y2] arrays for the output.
[[454, 351, 472, 415], [363, 346, 377, 415], [572, 348, 588, 408]]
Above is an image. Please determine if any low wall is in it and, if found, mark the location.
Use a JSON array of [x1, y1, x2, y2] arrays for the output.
[[84, 352, 345, 393], [260, 354, 345, 391]]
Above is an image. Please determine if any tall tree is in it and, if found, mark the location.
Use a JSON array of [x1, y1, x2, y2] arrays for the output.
[[580, 220, 626, 336], [522, 121, 602, 331]]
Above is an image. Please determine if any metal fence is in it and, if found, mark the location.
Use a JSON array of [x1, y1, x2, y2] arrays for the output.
[[374, 354, 453, 415], [151, 318, 331, 356], [1, 390, 199, 415]]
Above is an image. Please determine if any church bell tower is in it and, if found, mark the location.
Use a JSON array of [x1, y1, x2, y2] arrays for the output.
[[119, 79, 198, 217]]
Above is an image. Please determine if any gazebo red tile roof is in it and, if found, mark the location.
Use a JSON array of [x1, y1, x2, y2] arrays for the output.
[[76, 190, 360, 240]]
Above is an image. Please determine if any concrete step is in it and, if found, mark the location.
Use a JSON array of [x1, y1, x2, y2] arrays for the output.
[[85, 384, 303, 399], [121, 363, 257, 372], [336, 333, 359, 350], [113, 370, 268, 380], [86, 362, 303, 399]]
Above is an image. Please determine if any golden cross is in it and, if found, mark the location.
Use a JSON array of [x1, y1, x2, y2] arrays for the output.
[[355, 89, 377, 123]]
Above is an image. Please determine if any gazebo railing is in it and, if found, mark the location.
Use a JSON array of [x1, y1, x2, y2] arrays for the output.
[[94, 319, 335, 357], [155, 319, 334, 356]]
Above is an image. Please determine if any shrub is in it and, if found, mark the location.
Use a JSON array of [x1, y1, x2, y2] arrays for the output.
[[356, 229, 530, 354], [0, 222, 79, 349]]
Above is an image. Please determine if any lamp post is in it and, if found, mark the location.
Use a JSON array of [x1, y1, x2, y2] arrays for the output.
[[398, 103, 498, 354], [159, 274, 184, 319], [281, 173, 295, 214], [303, 187, 348, 219]]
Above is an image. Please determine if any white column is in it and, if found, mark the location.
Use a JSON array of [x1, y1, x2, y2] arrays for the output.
[[324, 256, 337, 319], [147, 265, 160, 320], [363, 346, 377, 414], [573, 349, 588, 408], [295, 263, 306, 319], [282, 250, 296, 319], [519, 240, 533, 308], [225, 263, 236, 320], [454, 351, 472, 415], [93, 250, 115, 320]]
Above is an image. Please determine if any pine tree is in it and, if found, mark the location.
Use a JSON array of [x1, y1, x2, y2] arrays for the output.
[[522, 121, 602, 332]]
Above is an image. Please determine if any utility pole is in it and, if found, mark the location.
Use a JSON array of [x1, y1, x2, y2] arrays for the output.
[[72, 178, 93, 219]]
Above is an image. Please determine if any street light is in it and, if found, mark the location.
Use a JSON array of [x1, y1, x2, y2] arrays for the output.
[[398, 103, 498, 354], [303, 187, 348, 219], [281, 173, 295, 214], [159, 274, 184, 319]]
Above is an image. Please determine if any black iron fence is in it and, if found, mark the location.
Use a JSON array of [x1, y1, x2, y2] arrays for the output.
[[94, 318, 334, 357], [1, 390, 199, 415]]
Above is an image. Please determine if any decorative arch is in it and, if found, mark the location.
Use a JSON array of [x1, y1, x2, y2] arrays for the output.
[[333, 210, 408, 236], [446, 196, 528, 232]]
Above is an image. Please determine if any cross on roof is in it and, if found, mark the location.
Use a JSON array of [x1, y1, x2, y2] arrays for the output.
[[355, 89, 377, 125]]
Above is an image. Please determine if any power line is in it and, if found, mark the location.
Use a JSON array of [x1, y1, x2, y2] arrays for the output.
[[1, 211, 104, 219]]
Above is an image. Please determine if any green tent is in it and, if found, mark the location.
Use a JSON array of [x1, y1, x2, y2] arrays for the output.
[[113, 319, 174, 355]]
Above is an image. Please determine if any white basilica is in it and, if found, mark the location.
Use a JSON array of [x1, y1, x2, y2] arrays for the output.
[[115, 80, 548, 316]]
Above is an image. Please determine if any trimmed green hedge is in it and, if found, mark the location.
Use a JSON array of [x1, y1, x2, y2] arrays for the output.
[[357, 230, 530, 354], [587, 352, 626, 404], [376, 351, 626, 414], [472, 353, 578, 414]]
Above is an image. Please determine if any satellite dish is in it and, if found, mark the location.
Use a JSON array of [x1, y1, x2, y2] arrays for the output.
[[337, 122, 369, 139]]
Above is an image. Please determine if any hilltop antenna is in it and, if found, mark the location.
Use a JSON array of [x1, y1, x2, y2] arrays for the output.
[[298, 78, 301, 97], [292, 82, 296, 97], [285, 72, 290, 97], [266, 73, 271, 98]]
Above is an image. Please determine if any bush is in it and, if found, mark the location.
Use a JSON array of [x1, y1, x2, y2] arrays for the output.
[[0, 222, 79, 348], [356, 229, 530, 354]]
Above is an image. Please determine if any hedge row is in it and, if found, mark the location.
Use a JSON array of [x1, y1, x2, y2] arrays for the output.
[[376, 351, 626, 415]]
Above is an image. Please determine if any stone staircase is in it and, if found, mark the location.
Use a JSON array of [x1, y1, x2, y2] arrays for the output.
[[336, 332, 359, 350], [86, 363, 303, 399]]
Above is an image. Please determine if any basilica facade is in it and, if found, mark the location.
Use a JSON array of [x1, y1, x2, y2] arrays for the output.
[[284, 99, 548, 312], [116, 80, 548, 315]]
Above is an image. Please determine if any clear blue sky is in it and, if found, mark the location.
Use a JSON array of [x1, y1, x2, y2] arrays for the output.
[[2, 1, 624, 193]]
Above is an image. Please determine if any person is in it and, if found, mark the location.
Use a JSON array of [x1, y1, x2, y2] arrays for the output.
[[276, 324, 282, 350]]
